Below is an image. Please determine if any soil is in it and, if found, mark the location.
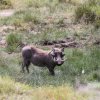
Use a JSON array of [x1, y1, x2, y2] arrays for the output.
[[77, 82, 100, 100]]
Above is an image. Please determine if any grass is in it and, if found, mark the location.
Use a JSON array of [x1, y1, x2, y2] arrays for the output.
[[0, 76, 87, 100], [0, 76, 31, 94], [1, 46, 99, 99], [6, 33, 22, 52], [0, 0, 100, 99], [0, 46, 100, 86], [0, 0, 12, 9], [0, 0, 99, 82], [75, 0, 100, 28]]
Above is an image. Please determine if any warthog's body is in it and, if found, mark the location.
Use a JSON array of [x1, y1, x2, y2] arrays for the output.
[[22, 45, 65, 75]]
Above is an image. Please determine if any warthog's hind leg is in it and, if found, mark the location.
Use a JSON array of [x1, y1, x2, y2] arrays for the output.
[[25, 60, 31, 73], [21, 59, 31, 73], [21, 61, 25, 73]]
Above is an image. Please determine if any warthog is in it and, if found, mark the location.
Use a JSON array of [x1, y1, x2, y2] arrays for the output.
[[21, 45, 65, 75]]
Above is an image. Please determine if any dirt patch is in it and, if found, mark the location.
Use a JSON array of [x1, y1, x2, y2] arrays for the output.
[[0, 25, 15, 47], [77, 82, 100, 100], [39, 37, 80, 48], [0, 9, 15, 46]]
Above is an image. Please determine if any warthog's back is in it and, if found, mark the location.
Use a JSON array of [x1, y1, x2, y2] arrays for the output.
[[22, 45, 50, 59]]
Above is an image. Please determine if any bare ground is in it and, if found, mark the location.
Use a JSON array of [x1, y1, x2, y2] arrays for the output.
[[0, 9, 15, 46], [77, 82, 100, 100]]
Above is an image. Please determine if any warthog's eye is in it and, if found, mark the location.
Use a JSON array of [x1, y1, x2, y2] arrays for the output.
[[52, 53, 58, 61], [54, 53, 57, 57], [59, 52, 64, 57], [61, 53, 65, 57], [51, 52, 57, 57]]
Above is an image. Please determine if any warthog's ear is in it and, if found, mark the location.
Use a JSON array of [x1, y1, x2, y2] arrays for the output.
[[61, 48, 64, 52], [50, 48, 55, 56]]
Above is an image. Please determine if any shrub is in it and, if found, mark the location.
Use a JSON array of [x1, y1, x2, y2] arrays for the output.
[[75, 0, 100, 27], [87, 0, 97, 6], [6, 33, 22, 53], [23, 13, 40, 24], [95, 18, 100, 29], [75, 4, 96, 23], [13, 18, 24, 27], [58, 0, 66, 3], [0, 0, 12, 9]]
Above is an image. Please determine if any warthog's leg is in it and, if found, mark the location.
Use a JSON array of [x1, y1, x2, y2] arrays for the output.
[[25, 60, 31, 73], [48, 67, 55, 76], [22, 59, 31, 73], [22, 61, 25, 73]]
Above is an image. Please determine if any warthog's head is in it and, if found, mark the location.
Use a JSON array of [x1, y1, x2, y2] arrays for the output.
[[50, 47, 65, 65]]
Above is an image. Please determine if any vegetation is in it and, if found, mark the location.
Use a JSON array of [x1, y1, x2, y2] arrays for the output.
[[75, 5, 96, 23], [0, 76, 87, 100], [6, 33, 22, 52], [0, 0, 100, 99], [0, 0, 12, 9], [75, 0, 100, 28]]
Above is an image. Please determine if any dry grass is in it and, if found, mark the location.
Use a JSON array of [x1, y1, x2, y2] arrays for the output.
[[0, 0, 89, 10], [0, 76, 87, 100]]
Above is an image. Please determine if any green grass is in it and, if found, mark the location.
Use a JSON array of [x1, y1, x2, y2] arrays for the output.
[[75, 0, 100, 28], [0, 46, 100, 86], [0, 46, 99, 99], [6, 33, 22, 52]]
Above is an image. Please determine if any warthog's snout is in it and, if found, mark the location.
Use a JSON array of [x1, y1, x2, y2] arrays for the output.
[[55, 59, 65, 65], [50, 48, 65, 66], [53, 56, 65, 65], [57, 60, 65, 65]]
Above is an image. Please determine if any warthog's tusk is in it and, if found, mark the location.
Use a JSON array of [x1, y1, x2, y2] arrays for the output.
[[63, 58, 67, 61]]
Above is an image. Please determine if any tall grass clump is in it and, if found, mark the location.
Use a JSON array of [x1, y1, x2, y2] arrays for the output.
[[75, 4, 96, 23], [23, 12, 40, 24], [89, 0, 100, 28], [95, 18, 100, 29], [0, 76, 31, 94], [10, 0, 58, 10], [58, 0, 67, 3], [31, 85, 86, 100], [0, 0, 12, 9], [0, 9, 41, 28], [75, 0, 100, 27], [0, 76, 87, 100], [6, 33, 22, 52]]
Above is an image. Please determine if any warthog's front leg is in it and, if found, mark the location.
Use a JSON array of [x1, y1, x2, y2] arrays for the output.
[[48, 67, 55, 76]]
